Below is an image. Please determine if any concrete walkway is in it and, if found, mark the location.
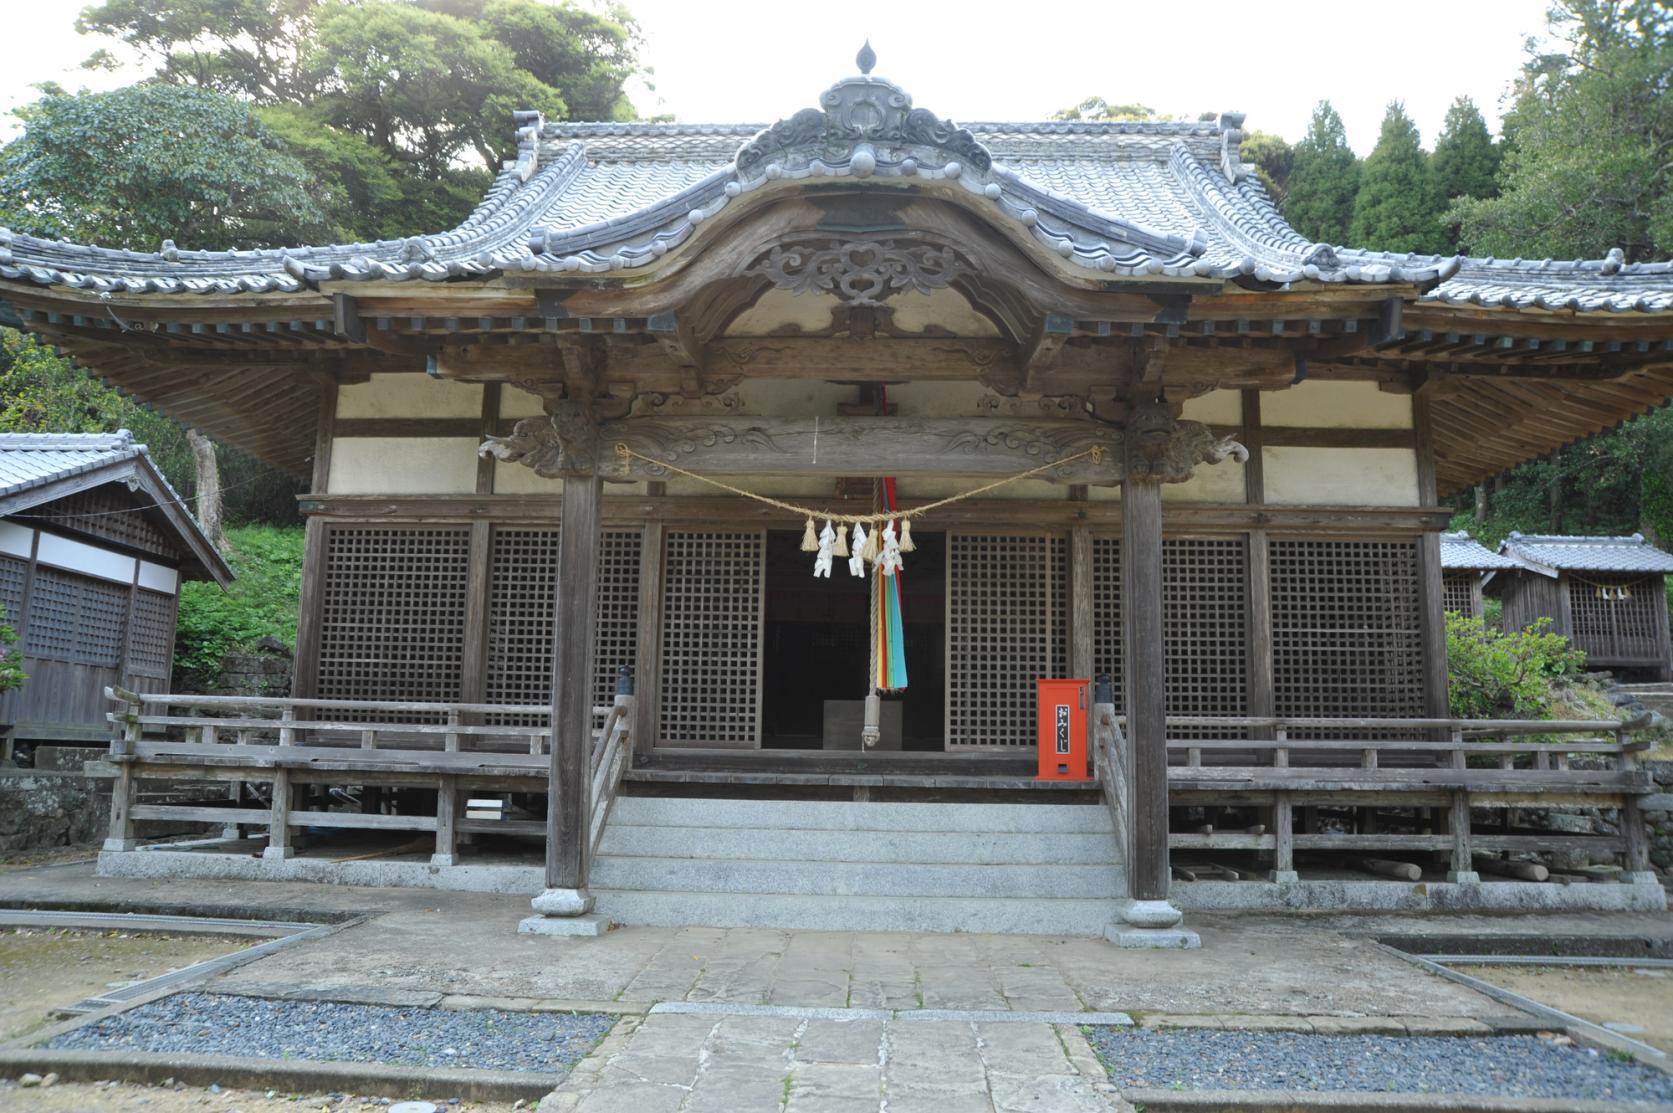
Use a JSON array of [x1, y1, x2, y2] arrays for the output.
[[4, 861, 1671, 1112], [543, 1013, 1124, 1113]]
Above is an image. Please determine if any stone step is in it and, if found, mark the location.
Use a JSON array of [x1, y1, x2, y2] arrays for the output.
[[596, 824, 1119, 865], [589, 889, 1123, 935], [590, 855, 1123, 899], [609, 795, 1112, 833]]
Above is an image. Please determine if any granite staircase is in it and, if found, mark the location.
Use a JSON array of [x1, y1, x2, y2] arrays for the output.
[[590, 795, 1126, 935]]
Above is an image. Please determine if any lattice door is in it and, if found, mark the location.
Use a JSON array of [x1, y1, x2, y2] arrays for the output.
[[0, 554, 25, 628], [317, 526, 471, 704], [1270, 539, 1423, 719], [1441, 573, 1476, 617], [1093, 536, 1248, 723], [127, 589, 177, 682], [1570, 574, 1659, 661], [485, 527, 642, 720], [946, 532, 1064, 748], [24, 567, 128, 666], [1162, 538, 1248, 726], [658, 530, 765, 747]]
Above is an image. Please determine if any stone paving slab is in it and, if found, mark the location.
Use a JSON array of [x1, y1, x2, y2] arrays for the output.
[[536, 1014, 1133, 1113]]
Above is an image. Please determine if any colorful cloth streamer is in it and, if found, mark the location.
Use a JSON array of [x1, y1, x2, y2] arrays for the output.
[[873, 477, 908, 693]]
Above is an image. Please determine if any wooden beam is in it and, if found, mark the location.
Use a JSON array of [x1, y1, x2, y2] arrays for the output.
[[332, 294, 367, 345], [546, 473, 602, 896]]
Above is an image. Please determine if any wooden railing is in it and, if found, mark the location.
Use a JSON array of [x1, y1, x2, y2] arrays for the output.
[[1144, 715, 1653, 882], [589, 691, 633, 857], [1091, 700, 1128, 866], [102, 688, 629, 867]]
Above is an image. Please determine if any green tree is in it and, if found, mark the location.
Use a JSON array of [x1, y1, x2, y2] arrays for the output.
[[1349, 101, 1446, 254], [77, 0, 644, 235], [1240, 130, 1295, 202], [1453, 0, 1673, 260], [0, 84, 327, 250], [1283, 101, 1360, 244], [1432, 96, 1501, 203]]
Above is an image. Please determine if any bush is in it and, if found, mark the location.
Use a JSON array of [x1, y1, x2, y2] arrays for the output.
[[1446, 613, 1585, 719], [174, 525, 304, 685]]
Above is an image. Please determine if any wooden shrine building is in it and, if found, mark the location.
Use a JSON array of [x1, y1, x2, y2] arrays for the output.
[[1439, 531, 1518, 619], [0, 52, 1669, 935], [1494, 533, 1673, 679], [0, 431, 231, 759]]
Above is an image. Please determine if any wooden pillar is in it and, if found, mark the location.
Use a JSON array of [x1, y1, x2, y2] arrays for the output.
[[1070, 525, 1094, 681], [633, 521, 665, 759], [545, 472, 602, 898], [433, 774, 458, 867], [264, 767, 294, 860], [1122, 469, 1169, 903], [1413, 393, 1450, 720], [292, 380, 336, 702]]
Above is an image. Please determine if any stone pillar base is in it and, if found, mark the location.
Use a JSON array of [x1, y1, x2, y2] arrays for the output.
[[518, 912, 609, 937], [1268, 870, 1299, 883], [1109, 898, 1201, 949], [1446, 871, 1482, 884], [262, 845, 295, 860], [1624, 871, 1661, 886], [220, 826, 243, 841], [102, 838, 139, 852], [430, 853, 456, 867], [531, 887, 594, 916]]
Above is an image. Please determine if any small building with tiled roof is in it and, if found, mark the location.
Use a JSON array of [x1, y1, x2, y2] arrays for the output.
[[0, 431, 231, 755], [1438, 531, 1520, 617], [1493, 533, 1673, 678]]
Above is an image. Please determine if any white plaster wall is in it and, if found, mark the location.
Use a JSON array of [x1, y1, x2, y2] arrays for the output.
[[337, 374, 483, 419], [502, 386, 547, 419], [1261, 380, 1412, 429], [731, 381, 855, 416], [1181, 389, 1242, 426], [329, 437, 479, 494], [888, 288, 1001, 336], [726, 289, 837, 334], [1163, 460, 1245, 503], [1264, 447, 1419, 506]]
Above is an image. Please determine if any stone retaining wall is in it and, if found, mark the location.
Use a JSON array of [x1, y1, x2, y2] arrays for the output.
[[1647, 760, 1672, 872]]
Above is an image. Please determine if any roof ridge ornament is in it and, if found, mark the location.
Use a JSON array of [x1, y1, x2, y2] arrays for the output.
[[734, 55, 992, 179]]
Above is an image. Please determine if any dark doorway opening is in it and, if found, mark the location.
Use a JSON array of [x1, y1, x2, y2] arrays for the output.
[[761, 527, 946, 751]]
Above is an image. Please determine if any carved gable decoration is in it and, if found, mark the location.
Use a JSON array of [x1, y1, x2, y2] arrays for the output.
[[735, 69, 992, 179], [744, 239, 972, 306]]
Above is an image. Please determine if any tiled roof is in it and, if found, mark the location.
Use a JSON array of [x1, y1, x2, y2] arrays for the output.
[[1499, 533, 1673, 576], [1440, 531, 1519, 571], [0, 429, 231, 584], [0, 67, 1665, 312], [0, 429, 150, 499]]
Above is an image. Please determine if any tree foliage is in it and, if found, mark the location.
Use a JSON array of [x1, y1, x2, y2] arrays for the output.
[[1349, 101, 1446, 254], [174, 525, 304, 683], [1240, 130, 1295, 202], [0, 84, 327, 250], [75, 0, 643, 236], [1445, 614, 1586, 719], [1432, 96, 1501, 203], [1283, 102, 1360, 244], [1453, 0, 1673, 260]]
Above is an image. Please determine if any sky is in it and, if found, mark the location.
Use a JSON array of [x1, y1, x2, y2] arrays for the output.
[[1, 0, 1554, 154]]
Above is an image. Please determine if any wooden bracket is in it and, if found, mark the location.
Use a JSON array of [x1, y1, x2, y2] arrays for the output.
[[332, 294, 366, 345], [648, 311, 705, 398], [1020, 312, 1074, 395]]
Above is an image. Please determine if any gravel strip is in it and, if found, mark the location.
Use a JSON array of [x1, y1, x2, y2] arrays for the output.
[[1086, 1028, 1673, 1105], [47, 992, 613, 1075]]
